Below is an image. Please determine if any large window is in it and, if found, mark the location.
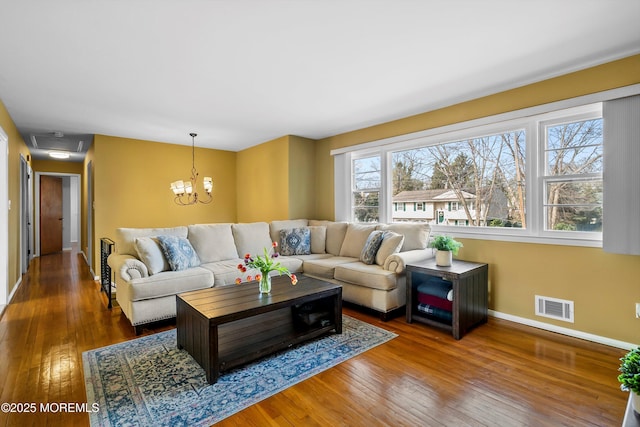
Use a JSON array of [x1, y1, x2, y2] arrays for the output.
[[341, 103, 604, 244]]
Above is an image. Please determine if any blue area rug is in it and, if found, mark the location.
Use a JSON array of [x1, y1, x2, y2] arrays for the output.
[[83, 314, 396, 426]]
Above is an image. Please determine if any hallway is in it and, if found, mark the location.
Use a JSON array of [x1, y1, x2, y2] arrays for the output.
[[0, 249, 167, 426]]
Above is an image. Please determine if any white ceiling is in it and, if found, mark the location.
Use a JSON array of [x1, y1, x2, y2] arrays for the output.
[[0, 0, 639, 157]]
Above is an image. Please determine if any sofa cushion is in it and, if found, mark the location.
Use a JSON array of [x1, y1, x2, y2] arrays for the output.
[[188, 223, 238, 263], [339, 223, 378, 258], [270, 219, 308, 247], [115, 226, 188, 256], [378, 223, 430, 251], [302, 256, 358, 280], [156, 235, 201, 271], [375, 231, 405, 266], [360, 230, 385, 265], [200, 259, 245, 286], [334, 262, 398, 291], [232, 222, 273, 257], [279, 228, 311, 255], [128, 267, 213, 301], [309, 220, 348, 256], [134, 237, 169, 275], [308, 226, 327, 254], [269, 255, 304, 275]]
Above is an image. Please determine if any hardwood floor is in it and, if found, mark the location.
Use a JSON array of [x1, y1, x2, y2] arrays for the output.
[[0, 249, 629, 426]]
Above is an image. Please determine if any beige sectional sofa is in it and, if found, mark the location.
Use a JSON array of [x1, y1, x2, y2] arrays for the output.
[[108, 219, 433, 333]]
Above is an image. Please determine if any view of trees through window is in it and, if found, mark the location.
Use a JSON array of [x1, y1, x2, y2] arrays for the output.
[[352, 115, 603, 233], [544, 118, 603, 232], [352, 156, 380, 222], [391, 130, 526, 228]]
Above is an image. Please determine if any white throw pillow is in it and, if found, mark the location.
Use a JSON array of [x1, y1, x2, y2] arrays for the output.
[[134, 237, 170, 275], [375, 231, 405, 266]]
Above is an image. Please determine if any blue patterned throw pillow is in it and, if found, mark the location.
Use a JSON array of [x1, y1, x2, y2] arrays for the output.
[[156, 235, 201, 271], [279, 228, 311, 256], [360, 230, 385, 265]]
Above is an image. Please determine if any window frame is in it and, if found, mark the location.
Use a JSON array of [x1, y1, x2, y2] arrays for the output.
[[341, 103, 606, 247], [537, 108, 603, 241]]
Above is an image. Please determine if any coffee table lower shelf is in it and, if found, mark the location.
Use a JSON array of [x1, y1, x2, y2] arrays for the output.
[[176, 276, 342, 384]]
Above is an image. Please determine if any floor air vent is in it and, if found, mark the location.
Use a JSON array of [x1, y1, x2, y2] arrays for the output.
[[535, 295, 574, 323]]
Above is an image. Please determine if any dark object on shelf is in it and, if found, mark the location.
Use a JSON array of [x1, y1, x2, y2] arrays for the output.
[[100, 238, 115, 309], [417, 303, 453, 323], [417, 277, 453, 300], [417, 293, 452, 311], [406, 259, 488, 339], [293, 301, 333, 327]]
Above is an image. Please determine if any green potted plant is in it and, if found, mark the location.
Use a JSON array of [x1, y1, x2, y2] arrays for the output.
[[619, 347, 640, 413], [429, 235, 463, 267]]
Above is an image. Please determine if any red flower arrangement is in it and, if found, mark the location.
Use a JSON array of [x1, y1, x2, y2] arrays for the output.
[[235, 242, 298, 289]]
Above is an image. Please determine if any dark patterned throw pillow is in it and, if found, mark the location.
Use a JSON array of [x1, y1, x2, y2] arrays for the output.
[[360, 230, 385, 265], [279, 228, 311, 256]]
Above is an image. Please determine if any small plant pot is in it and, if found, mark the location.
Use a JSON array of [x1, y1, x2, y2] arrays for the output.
[[435, 250, 452, 267], [632, 391, 640, 414]]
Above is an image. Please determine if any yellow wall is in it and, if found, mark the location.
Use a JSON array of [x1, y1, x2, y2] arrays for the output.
[[31, 159, 84, 175], [236, 135, 316, 222], [288, 136, 316, 219], [83, 144, 95, 266], [91, 135, 237, 268], [0, 99, 31, 296], [236, 136, 290, 222], [314, 54, 640, 344]]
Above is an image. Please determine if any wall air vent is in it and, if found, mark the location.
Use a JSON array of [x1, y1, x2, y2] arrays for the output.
[[535, 295, 574, 323]]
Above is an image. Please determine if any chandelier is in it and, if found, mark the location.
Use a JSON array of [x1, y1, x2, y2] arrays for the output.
[[170, 133, 213, 205]]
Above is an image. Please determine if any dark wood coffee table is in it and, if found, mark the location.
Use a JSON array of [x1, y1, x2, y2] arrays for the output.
[[176, 274, 342, 384]]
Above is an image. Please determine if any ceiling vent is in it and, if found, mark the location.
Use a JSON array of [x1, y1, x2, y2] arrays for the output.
[[29, 132, 84, 153]]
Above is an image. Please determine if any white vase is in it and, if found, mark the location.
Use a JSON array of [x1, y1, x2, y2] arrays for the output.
[[631, 391, 640, 414], [435, 250, 452, 267]]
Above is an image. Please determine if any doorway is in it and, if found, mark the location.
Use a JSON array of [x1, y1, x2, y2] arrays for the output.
[[40, 175, 63, 255], [35, 172, 81, 257]]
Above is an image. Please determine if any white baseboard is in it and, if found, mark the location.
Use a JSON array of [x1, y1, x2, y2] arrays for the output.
[[79, 251, 97, 280], [490, 310, 638, 350]]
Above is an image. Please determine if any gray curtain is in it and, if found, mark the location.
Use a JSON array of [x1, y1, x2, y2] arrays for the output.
[[603, 94, 640, 255]]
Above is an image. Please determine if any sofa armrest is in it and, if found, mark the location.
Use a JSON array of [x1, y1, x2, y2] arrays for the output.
[[107, 253, 149, 281], [383, 249, 434, 273]]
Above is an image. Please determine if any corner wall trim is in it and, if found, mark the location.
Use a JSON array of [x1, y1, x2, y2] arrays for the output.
[[489, 310, 637, 350]]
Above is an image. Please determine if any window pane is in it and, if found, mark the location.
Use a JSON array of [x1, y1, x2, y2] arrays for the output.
[[391, 130, 526, 228], [353, 156, 381, 190], [545, 180, 603, 231], [546, 119, 603, 175], [352, 155, 381, 222], [353, 191, 379, 222]]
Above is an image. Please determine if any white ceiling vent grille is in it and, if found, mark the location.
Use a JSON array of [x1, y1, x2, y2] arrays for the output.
[[535, 295, 574, 323]]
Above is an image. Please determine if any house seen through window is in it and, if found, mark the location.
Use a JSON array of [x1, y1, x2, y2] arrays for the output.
[[348, 103, 604, 239]]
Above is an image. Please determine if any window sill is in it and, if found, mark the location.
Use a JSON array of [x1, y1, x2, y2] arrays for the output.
[[430, 225, 602, 248]]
